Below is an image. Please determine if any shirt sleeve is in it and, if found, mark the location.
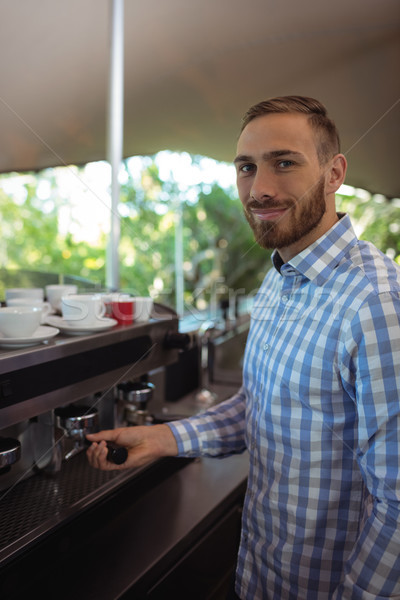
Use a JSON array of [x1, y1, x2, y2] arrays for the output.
[[334, 290, 400, 598], [166, 387, 247, 458]]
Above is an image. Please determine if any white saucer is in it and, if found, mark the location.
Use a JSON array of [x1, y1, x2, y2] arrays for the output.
[[46, 315, 118, 335], [0, 325, 60, 348]]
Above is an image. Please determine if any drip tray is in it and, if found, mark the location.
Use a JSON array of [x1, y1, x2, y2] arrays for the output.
[[0, 451, 188, 567]]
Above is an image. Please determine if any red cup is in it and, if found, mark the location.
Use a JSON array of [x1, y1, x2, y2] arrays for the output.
[[111, 299, 134, 325]]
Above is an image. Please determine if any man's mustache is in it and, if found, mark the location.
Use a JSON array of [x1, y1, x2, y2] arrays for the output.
[[246, 199, 294, 211]]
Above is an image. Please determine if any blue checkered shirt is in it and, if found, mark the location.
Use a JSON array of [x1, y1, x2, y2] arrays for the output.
[[168, 214, 400, 599]]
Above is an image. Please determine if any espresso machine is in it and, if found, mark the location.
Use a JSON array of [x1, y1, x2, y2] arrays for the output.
[[0, 304, 195, 584], [0, 303, 249, 600]]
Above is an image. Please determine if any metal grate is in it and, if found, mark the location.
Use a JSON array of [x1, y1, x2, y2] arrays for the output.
[[0, 451, 124, 559]]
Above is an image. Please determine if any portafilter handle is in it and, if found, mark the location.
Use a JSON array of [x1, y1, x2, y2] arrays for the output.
[[84, 439, 128, 465], [106, 442, 128, 465], [56, 406, 128, 465]]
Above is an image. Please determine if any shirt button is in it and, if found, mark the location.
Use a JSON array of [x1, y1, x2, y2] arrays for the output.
[[263, 343, 269, 351], [282, 294, 288, 303]]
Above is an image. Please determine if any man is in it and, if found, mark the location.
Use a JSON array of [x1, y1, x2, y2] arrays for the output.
[[87, 96, 400, 599]]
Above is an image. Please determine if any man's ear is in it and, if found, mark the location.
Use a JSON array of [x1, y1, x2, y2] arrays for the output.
[[325, 154, 347, 194]]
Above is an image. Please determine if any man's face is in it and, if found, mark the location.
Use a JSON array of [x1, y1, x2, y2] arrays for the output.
[[234, 113, 331, 258]]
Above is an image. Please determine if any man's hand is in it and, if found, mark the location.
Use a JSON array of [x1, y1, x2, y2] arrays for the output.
[[86, 424, 179, 471]]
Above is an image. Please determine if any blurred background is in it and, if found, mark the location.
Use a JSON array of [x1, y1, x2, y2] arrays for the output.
[[1, 154, 399, 314], [1, 0, 399, 317]]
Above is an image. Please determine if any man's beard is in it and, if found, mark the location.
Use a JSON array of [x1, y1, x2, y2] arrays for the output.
[[243, 177, 326, 250]]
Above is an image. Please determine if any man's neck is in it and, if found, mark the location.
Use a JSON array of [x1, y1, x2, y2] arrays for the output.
[[277, 210, 339, 264]]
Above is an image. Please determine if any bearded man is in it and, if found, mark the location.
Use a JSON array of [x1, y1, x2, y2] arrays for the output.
[[88, 96, 400, 600]]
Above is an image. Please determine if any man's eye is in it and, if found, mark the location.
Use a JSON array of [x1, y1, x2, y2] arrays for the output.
[[239, 164, 255, 173], [277, 160, 294, 168]]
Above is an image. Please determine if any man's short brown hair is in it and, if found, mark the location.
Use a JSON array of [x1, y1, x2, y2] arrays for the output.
[[240, 96, 340, 164]]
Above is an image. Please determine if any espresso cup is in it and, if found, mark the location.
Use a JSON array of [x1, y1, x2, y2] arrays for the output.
[[0, 306, 42, 338], [61, 294, 105, 326], [45, 284, 78, 312], [110, 294, 134, 325], [6, 298, 51, 323], [5, 287, 44, 303], [133, 297, 153, 322]]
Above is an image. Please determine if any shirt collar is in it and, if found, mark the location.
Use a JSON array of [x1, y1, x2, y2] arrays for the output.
[[272, 213, 359, 285]]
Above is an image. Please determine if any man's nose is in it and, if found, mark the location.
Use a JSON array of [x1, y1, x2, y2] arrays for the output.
[[250, 168, 277, 202]]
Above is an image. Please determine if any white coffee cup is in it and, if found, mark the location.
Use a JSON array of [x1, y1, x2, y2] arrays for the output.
[[133, 297, 153, 322], [0, 306, 42, 338], [6, 298, 52, 323], [45, 284, 78, 312], [5, 288, 44, 303], [61, 294, 106, 326]]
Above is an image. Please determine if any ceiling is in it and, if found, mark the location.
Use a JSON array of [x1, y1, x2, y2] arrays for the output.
[[1, 0, 399, 197]]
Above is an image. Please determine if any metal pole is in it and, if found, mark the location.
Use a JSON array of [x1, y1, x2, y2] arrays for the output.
[[174, 195, 184, 316], [106, 0, 124, 290]]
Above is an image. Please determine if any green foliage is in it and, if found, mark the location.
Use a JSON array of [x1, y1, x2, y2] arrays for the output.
[[336, 193, 400, 264], [117, 159, 269, 308], [183, 183, 269, 307], [0, 156, 399, 310], [0, 169, 106, 300]]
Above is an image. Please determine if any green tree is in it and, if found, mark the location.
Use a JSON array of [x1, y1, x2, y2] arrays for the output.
[[118, 159, 177, 298], [336, 193, 400, 264], [118, 159, 269, 311], [0, 169, 106, 290], [183, 183, 269, 309]]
